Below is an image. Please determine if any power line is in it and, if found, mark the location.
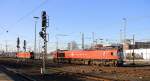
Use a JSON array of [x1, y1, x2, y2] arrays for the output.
[[0, 26, 7, 35], [126, 16, 150, 22], [6, 0, 49, 37], [14, 0, 48, 26], [0, 0, 48, 50], [3, 0, 48, 42]]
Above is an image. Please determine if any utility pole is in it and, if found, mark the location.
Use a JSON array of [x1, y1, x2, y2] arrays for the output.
[[5, 40, 7, 54], [82, 33, 84, 50], [99, 39, 103, 44], [5, 31, 8, 55], [56, 39, 58, 50], [55, 35, 58, 50], [55, 34, 68, 50], [39, 11, 49, 74], [123, 18, 127, 60], [132, 34, 135, 65], [123, 18, 127, 43], [0, 44, 2, 51], [34, 17, 39, 55], [92, 32, 94, 43], [120, 29, 122, 43], [92, 32, 95, 49], [95, 39, 98, 45]]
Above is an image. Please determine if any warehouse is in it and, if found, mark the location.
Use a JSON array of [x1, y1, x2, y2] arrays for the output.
[[125, 49, 150, 61]]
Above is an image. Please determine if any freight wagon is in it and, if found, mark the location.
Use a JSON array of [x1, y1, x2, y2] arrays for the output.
[[53, 48, 124, 66]]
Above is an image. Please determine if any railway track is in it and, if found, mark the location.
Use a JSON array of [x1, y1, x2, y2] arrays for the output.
[[0, 65, 36, 81], [1, 57, 149, 81], [46, 67, 117, 81], [1, 65, 113, 81], [0, 58, 121, 81]]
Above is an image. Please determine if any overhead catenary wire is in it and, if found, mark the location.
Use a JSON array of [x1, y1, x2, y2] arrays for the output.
[[0, 0, 49, 52], [6, 0, 49, 37], [13, 0, 48, 27]]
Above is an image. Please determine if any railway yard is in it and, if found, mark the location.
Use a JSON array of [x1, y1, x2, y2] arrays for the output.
[[0, 57, 149, 81], [1, 1, 150, 81]]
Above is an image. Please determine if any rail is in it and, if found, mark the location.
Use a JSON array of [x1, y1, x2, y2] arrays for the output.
[[46, 67, 115, 81], [1, 65, 36, 81]]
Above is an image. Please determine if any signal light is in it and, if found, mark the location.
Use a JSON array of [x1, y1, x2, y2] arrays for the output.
[[42, 11, 47, 27], [23, 40, 26, 51], [42, 27, 45, 31], [39, 31, 44, 39], [17, 37, 20, 48]]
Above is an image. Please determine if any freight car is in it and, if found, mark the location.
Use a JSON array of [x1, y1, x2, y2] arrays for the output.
[[53, 49, 124, 66]]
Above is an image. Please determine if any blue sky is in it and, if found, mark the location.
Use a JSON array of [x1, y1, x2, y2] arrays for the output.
[[0, 0, 150, 52]]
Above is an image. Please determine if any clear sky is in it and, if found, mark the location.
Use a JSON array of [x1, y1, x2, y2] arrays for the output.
[[0, 0, 150, 52]]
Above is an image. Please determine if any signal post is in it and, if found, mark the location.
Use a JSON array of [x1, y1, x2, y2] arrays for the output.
[[39, 11, 49, 74]]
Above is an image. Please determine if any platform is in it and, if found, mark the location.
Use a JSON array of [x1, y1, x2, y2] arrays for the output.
[[0, 70, 13, 81]]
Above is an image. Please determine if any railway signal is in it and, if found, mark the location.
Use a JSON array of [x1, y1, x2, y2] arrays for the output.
[[23, 40, 26, 52], [39, 31, 44, 39], [39, 11, 49, 74], [42, 11, 47, 27], [132, 34, 135, 65], [16, 37, 20, 53]]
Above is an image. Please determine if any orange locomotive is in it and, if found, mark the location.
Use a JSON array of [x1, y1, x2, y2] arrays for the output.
[[53, 48, 124, 66], [16, 52, 34, 59]]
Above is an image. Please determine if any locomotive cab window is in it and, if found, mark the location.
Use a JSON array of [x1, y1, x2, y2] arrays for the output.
[[58, 53, 65, 57], [111, 52, 113, 56], [111, 52, 117, 56]]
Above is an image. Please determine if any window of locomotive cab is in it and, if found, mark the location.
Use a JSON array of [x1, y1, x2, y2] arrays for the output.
[[111, 52, 117, 56], [58, 53, 65, 57], [111, 52, 113, 56]]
